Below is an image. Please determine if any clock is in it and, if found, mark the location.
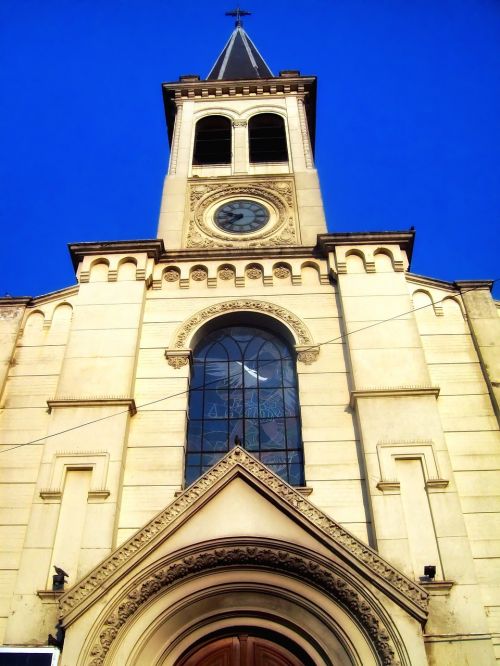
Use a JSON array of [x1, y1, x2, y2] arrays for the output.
[[214, 200, 270, 234]]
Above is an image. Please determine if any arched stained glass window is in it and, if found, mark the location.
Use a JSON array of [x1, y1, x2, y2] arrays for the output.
[[185, 326, 304, 487]]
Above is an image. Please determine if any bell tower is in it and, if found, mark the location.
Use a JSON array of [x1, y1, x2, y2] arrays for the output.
[[157, 10, 327, 249]]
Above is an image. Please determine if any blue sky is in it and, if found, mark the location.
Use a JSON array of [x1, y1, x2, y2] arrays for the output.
[[1, 0, 499, 297]]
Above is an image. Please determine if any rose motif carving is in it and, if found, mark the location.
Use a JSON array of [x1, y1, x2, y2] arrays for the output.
[[246, 268, 262, 279], [164, 269, 180, 282], [218, 268, 235, 280], [273, 266, 290, 279], [191, 269, 207, 281]]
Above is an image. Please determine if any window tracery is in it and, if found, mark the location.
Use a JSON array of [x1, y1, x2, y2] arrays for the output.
[[185, 326, 304, 486]]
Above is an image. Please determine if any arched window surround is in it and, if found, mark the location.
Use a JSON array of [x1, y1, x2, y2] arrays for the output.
[[248, 112, 289, 163], [192, 115, 232, 166], [184, 316, 305, 488]]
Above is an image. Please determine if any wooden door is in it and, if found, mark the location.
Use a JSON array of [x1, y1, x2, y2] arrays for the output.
[[177, 634, 304, 666]]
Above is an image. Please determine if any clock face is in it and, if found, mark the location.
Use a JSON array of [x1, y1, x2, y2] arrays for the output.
[[214, 200, 270, 234]]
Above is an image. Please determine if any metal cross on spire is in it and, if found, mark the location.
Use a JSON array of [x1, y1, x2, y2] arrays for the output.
[[225, 7, 251, 28]]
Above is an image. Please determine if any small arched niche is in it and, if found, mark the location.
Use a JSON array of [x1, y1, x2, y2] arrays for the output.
[[374, 249, 394, 272], [412, 289, 435, 317], [442, 297, 464, 318], [51, 303, 73, 326], [193, 115, 232, 165], [301, 261, 320, 285], [89, 259, 109, 283], [23, 310, 45, 334], [117, 258, 137, 281], [249, 113, 288, 163], [345, 251, 366, 274]]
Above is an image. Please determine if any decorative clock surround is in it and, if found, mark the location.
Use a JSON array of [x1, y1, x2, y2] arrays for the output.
[[186, 177, 299, 248]]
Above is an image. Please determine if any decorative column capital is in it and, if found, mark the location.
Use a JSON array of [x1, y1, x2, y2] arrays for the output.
[[165, 348, 192, 369]]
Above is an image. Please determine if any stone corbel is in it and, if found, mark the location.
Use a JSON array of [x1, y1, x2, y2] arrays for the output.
[[165, 348, 192, 369], [295, 344, 320, 365]]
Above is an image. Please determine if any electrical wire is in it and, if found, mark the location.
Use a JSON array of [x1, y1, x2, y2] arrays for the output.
[[0, 278, 497, 455]]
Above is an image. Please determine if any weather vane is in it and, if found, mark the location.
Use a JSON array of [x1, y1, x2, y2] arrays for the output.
[[225, 7, 251, 27]]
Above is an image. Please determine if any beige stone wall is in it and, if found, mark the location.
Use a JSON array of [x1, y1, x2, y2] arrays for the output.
[[410, 278, 500, 662], [0, 248, 499, 663]]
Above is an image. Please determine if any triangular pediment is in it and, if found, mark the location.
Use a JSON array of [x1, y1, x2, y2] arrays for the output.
[[60, 447, 428, 625]]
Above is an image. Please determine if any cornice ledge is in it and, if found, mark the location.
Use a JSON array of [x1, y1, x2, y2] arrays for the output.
[[58, 447, 428, 627], [318, 230, 415, 261], [37, 589, 64, 603], [350, 386, 440, 408], [454, 279, 494, 292], [160, 245, 318, 262], [68, 239, 164, 271], [0, 296, 32, 306], [406, 272, 457, 292], [419, 580, 454, 596], [47, 396, 137, 416], [162, 75, 316, 94]]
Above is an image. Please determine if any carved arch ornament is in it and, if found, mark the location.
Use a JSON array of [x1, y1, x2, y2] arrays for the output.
[[164, 299, 320, 367], [82, 540, 403, 666]]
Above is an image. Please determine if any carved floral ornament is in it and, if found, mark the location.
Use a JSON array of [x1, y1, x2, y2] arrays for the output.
[[59, 447, 427, 629], [246, 267, 262, 279], [165, 299, 319, 366], [186, 179, 297, 249], [273, 265, 291, 279], [218, 267, 235, 280], [84, 542, 401, 666], [164, 268, 180, 282]]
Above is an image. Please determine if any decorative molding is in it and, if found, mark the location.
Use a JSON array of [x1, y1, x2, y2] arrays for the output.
[[376, 481, 400, 493], [59, 447, 428, 627], [425, 479, 449, 490], [295, 345, 320, 365], [47, 397, 137, 416], [419, 580, 454, 596], [167, 299, 315, 352], [186, 177, 297, 249], [297, 96, 314, 168], [232, 119, 248, 127], [39, 489, 62, 501], [376, 441, 448, 493], [169, 101, 183, 174], [318, 231, 415, 264], [350, 386, 440, 408], [68, 240, 164, 272], [295, 486, 313, 496], [84, 542, 400, 666], [37, 590, 64, 603], [40, 451, 111, 503]]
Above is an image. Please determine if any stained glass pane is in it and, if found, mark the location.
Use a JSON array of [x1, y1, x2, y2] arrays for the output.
[[185, 325, 304, 486]]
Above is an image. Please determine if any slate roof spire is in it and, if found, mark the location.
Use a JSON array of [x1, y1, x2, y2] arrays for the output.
[[207, 9, 273, 80]]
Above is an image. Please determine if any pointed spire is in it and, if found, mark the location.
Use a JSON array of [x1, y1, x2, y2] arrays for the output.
[[207, 10, 273, 81]]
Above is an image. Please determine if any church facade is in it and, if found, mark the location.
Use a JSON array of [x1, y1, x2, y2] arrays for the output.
[[1, 17, 499, 666]]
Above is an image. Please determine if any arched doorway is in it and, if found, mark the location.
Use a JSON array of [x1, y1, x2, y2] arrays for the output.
[[177, 633, 306, 666]]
